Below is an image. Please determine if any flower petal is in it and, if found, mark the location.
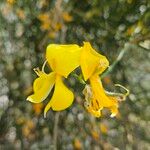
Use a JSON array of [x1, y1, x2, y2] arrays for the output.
[[109, 105, 118, 118], [107, 96, 119, 117], [27, 72, 55, 103], [44, 75, 74, 117], [46, 44, 81, 78], [90, 75, 116, 107], [94, 56, 109, 75], [80, 42, 109, 80], [86, 105, 102, 118]]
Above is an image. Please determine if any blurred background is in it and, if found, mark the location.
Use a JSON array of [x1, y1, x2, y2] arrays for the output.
[[0, 0, 150, 149]]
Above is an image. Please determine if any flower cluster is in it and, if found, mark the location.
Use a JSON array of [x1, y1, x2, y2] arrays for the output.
[[27, 42, 129, 118]]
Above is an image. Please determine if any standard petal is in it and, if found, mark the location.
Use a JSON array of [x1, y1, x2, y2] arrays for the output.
[[27, 72, 55, 103], [80, 42, 100, 81], [94, 55, 109, 75], [44, 75, 74, 117], [80, 42, 109, 80], [46, 44, 81, 78]]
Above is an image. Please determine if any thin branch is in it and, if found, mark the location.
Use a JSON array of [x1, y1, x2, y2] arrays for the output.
[[101, 43, 129, 79], [130, 33, 150, 44], [52, 1, 65, 150], [53, 112, 60, 150], [101, 33, 150, 79], [138, 44, 150, 52]]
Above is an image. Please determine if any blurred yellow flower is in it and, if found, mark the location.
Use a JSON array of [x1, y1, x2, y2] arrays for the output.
[[54, 23, 62, 31], [7, 0, 15, 5], [91, 130, 100, 141], [38, 13, 50, 22], [41, 21, 51, 30], [62, 12, 73, 22], [22, 119, 35, 138], [74, 138, 82, 150], [48, 31, 57, 39], [16, 117, 25, 125], [16, 9, 26, 20], [100, 123, 108, 134], [33, 103, 44, 116], [38, 13, 51, 31]]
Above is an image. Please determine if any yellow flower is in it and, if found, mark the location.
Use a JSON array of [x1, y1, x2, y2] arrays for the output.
[[81, 42, 128, 117], [38, 13, 51, 31], [27, 42, 128, 118], [80, 42, 109, 81], [27, 44, 81, 117], [91, 130, 100, 141], [38, 13, 50, 22], [33, 103, 44, 116], [7, 0, 15, 5], [22, 119, 35, 139], [62, 12, 73, 22], [16, 9, 26, 20], [74, 138, 82, 150], [40, 21, 51, 31], [100, 123, 108, 134]]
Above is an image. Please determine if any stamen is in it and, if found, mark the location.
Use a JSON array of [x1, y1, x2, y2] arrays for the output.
[[33, 67, 41, 76], [105, 84, 129, 100], [42, 60, 48, 73], [114, 84, 129, 96]]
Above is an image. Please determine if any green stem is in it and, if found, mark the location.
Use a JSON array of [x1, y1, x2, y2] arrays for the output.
[[72, 73, 86, 85], [101, 43, 129, 79]]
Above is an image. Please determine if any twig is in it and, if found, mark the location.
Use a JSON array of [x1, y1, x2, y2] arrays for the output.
[[53, 112, 60, 150], [130, 33, 150, 44], [53, 1, 65, 149], [101, 43, 129, 79], [138, 44, 150, 52], [101, 32, 150, 79]]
